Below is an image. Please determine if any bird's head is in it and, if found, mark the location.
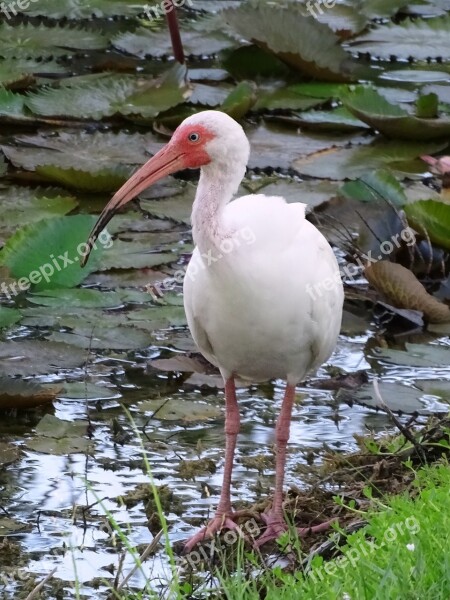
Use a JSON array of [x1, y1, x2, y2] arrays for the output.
[[80, 110, 249, 267]]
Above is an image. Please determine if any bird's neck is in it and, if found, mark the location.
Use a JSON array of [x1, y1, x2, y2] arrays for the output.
[[191, 160, 244, 255]]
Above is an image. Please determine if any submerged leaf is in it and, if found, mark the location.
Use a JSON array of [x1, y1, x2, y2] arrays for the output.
[[365, 261, 450, 323]]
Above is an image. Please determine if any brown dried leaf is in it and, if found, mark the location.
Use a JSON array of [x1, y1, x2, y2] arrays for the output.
[[364, 261, 450, 323]]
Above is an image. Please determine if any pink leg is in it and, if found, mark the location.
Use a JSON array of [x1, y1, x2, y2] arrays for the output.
[[184, 377, 243, 553], [256, 384, 335, 547]]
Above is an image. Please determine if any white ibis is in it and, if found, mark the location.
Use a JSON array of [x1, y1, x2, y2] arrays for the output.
[[82, 110, 344, 551]]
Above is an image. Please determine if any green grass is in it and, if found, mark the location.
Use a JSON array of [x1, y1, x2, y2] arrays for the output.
[[218, 462, 450, 600]]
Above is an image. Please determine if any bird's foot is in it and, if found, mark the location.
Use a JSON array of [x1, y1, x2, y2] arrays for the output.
[[183, 510, 251, 554], [255, 511, 337, 548]]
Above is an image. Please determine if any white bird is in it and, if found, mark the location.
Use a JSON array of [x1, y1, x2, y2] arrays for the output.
[[82, 110, 344, 551]]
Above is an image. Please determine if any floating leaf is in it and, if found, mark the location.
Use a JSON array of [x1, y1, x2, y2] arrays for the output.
[[293, 139, 446, 180], [29, 288, 123, 309], [222, 45, 290, 79], [254, 87, 325, 111], [0, 186, 77, 235], [220, 82, 256, 119], [0, 307, 21, 328], [371, 343, 450, 368], [0, 23, 108, 59], [365, 261, 450, 323], [351, 16, 450, 60], [97, 240, 176, 271], [225, 4, 358, 82], [342, 382, 447, 415], [23, 0, 146, 19], [0, 88, 26, 118], [404, 200, 450, 252], [0, 215, 108, 290], [289, 107, 369, 132], [138, 398, 221, 422], [341, 86, 450, 140], [26, 67, 190, 120], [48, 326, 153, 350], [26, 414, 93, 455], [0, 378, 62, 409], [0, 340, 86, 376], [0, 58, 67, 87], [341, 169, 407, 206], [112, 23, 235, 59]]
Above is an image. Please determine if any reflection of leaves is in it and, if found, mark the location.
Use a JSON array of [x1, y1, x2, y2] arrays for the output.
[[225, 4, 358, 81], [341, 86, 450, 140], [0, 23, 107, 59]]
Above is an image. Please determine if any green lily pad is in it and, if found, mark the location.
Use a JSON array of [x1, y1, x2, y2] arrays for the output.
[[350, 16, 450, 61], [0, 88, 26, 118], [404, 200, 450, 251], [28, 288, 123, 309], [27, 414, 93, 455], [0, 58, 67, 87], [0, 378, 62, 409], [48, 325, 153, 350], [0, 307, 21, 328], [288, 107, 369, 132], [225, 4, 358, 82], [341, 169, 407, 207], [59, 382, 121, 401], [0, 186, 77, 235], [0, 23, 108, 59], [341, 86, 450, 140], [293, 139, 447, 180], [0, 215, 108, 290], [23, 0, 146, 19]]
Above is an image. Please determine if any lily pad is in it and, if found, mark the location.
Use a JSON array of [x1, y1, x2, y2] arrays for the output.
[[138, 398, 221, 422], [0, 378, 62, 409], [225, 4, 358, 82], [26, 414, 93, 455], [342, 381, 448, 415], [341, 86, 450, 140], [0, 23, 108, 59], [28, 288, 123, 309], [351, 16, 450, 60], [0, 340, 87, 376], [0, 215, 107, 290], [23, 0, 146, 19], [404, 200, 450, 251], [371, 343, 450, 368], [0, 307, 21, 328]]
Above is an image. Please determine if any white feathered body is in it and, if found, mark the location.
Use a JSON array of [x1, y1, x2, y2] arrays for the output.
[[183, 193, 343, 384]]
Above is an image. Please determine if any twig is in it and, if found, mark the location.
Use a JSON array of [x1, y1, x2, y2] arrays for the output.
[[113, 530, 163, 595], [372, 379, 426, 463], [24, 567, 58, 600]]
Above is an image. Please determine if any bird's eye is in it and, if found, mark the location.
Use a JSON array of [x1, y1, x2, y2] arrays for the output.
[[188, 132, 200, 143]]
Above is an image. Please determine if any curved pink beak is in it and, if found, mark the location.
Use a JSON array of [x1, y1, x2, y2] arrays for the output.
[[81, 144, 186, 267]]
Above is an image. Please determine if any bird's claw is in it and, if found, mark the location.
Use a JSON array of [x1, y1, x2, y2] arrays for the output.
[[183, 512, 247, 554], [255, 511, 337, 548]]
